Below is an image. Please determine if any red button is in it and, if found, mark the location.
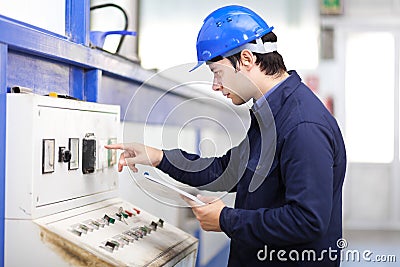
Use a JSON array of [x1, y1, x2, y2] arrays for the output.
[[133, 208, 141, 215], [125, 210, 133, 217]]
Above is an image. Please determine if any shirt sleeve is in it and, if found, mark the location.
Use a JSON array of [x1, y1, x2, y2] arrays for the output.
[[157, 147, 240, 192], [219, 122, 335, 247]]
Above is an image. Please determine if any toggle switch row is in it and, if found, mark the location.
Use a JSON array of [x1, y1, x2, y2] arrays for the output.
[[100, 219, 164, 253], [69, 207, 141, 237]]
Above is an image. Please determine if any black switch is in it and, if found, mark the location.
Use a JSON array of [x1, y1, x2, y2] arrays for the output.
[[115, 213, 122, 221], [105, 241, 117, 251], [58, 147, 71, 163], [104, 214, 115, 224], [82, 133, 96, 174], [150, 221, 158, 231]]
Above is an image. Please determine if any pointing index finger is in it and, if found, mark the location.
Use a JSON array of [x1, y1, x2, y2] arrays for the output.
[[104, 143, 125, 150]]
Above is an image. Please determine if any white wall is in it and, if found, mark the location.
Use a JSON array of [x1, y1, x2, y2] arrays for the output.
[[0, 0, 65, 35], [139, 0, 319, 72]]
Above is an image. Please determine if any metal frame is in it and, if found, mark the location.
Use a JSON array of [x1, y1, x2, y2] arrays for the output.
[[65, 0, 89, 45], [0, 42, 7, 267], [0, 16, 156, 92], [0, 1, 97, 265], [0, 4, 193, 265]]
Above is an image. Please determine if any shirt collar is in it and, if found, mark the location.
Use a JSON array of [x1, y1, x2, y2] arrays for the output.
[[252, 75, 288, 113]]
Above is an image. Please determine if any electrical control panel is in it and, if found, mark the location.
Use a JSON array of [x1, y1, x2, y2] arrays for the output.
[[5, 94, 120, 219], [35, 198, 197, 266], [5, 94, 197, 267]]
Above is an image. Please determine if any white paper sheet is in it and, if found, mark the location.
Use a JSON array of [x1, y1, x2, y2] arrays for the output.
[[140, 172, 205, 205]]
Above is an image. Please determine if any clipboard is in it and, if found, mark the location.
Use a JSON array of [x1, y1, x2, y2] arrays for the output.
[[143, 172, 205, 205]]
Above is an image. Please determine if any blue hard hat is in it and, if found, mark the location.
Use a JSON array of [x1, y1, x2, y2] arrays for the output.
[[190, 5, 274, 72]]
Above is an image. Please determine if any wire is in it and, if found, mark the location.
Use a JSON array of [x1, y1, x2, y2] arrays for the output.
[[90, 3, 129, 54]]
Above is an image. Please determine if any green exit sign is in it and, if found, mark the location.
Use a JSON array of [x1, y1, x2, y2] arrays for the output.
[[321, 0, 343, 15]]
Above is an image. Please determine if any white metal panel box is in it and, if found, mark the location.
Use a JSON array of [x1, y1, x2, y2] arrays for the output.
[[4, 94, 198, 266], [5, 94, 120, 219]]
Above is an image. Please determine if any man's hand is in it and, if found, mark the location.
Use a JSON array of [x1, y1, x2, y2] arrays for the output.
[[105, 143, 163, 172], [185, 195, 226, 232]]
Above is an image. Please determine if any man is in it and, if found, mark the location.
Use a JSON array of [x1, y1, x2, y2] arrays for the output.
[[106, 5, 346, 267]]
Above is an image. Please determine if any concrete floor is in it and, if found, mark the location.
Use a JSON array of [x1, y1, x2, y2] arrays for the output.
[[341, 230, 400, 266]]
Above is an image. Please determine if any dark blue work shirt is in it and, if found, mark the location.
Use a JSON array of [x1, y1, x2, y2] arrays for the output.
[[157, 71, 347, 267]]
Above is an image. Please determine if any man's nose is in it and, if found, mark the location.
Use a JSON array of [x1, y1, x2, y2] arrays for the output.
[[212, 81, 222, 91]]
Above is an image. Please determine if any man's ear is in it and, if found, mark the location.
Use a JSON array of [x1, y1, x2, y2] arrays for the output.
[[240, 49, 256, 70]]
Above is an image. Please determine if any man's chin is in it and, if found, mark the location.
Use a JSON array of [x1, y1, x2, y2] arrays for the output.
[[231, 99, 245, 106]]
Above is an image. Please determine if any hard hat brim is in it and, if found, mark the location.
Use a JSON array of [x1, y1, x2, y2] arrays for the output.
[[189, 61, 205, 72]]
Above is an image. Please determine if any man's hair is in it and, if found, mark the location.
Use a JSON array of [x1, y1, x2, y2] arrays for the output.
[[208, 32, 287, 76]]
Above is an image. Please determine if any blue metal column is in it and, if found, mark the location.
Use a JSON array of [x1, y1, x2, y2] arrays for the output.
[[66, 0, 94, 101], [85, 69, 100, 102], [70, 67, 84, 100], [65, 0, 89, 45], [0, 43, 8, 267]]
